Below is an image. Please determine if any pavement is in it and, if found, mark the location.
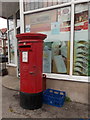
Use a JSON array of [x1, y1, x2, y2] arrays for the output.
[[2, 75, 20, 91], [2, 75, 90, 118]]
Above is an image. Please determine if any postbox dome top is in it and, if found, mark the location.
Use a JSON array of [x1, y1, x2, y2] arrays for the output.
[[16, 32, 47, 41]]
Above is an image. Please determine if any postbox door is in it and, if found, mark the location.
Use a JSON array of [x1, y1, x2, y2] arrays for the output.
[[20, 44, 42, 94]]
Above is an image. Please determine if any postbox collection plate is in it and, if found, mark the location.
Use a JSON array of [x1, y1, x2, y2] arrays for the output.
[[22, 51, 28, 62]]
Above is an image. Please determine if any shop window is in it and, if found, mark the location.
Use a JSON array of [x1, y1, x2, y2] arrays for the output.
[[16, 10, 20, 28], [8, 16, 14, 30], [8, 30, 15, 64], [24, 6, 71, 74], [73, 3, 90, 76], [24, 0, 71, 11], [16, 27, 20, 76]]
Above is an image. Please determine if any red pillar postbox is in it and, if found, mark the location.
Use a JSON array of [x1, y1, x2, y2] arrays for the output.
[[16, 33, 47, 110]]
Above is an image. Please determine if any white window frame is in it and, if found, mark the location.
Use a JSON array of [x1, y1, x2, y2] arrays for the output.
[[20, 0, 24, 33], [19, 0, 90, 82]]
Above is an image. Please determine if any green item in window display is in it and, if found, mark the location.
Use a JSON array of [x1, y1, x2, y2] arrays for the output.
[[11, 50, 14, 55], [73, 40, 89, 76], [76, 55, 88, 61], [76, 65, 87, 71]]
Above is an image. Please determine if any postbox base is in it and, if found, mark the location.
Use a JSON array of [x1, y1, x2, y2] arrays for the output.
[[20, 91, 43, 110]]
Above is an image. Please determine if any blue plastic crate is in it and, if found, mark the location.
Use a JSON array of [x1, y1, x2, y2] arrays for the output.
[[43, 89, 66, 107]]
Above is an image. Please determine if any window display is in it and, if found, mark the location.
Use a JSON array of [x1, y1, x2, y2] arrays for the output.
[[73, 3, 89, 76], [9, 31, 15, 64], [24, 6, 71, 74], [43, 42, 52, 73]]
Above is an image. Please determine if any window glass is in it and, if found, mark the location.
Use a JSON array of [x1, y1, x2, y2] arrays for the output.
[[73, 3, 89, 76], [16, 10, 20, 28], [24, 0, 71, 11], [8, 16, 14, 30], [9, 30, 15, 64], [24, 7, 71, 74], [16, 27, 20, 76]]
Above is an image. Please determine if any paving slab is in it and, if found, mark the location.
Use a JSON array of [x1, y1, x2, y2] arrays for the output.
[[2, 75, 20, 91]]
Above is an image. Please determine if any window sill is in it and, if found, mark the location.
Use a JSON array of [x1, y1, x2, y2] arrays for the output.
[[7, 63, 17, 67], [44, 73, 89, 83]]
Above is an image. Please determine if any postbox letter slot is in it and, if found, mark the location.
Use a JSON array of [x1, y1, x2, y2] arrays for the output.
[[19, 45, 31, 48]]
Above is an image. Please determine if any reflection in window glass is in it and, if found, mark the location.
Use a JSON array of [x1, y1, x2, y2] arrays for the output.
[[25, 7, 71, 74], [9, 31, 15, 64], [24, 0, 71, 11], [73, 3, 89, 76], [8, 16, 14, 30]]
